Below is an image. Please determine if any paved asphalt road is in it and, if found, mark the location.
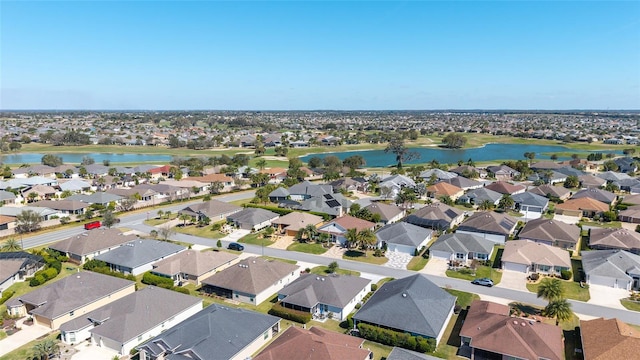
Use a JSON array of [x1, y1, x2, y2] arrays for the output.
[[20, 189, 640, 326]]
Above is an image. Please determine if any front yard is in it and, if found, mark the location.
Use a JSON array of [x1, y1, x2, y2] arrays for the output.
[[174, 224, 227, 239], [238, 231, 276, 246], [342, 250, 388, 265], [406, 255, 429, 271], [286, 242, 328, 254], [621, 299, 640, 312], [309, 266, 360, 277], [526, 278, 590, 302], [446, 265, 503, 285]]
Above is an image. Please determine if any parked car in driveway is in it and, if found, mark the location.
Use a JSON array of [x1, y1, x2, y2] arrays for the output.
[[228, 242, 244, 251], [471, 278, 494, 287]]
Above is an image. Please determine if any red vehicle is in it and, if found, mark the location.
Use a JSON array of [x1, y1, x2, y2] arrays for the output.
[[84, 221, 101, 230]]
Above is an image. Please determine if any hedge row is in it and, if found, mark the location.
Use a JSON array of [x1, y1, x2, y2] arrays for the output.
[[245, 203, 332, 221], [30, 267, 59, 287], [357, 323, 436, 353], [268, 302, 312, 324], [142, 272, 175, 288], [0, 290, 15, 305]]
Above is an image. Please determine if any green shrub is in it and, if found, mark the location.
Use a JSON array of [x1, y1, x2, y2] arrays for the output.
[[371, 284, 378, 291], [211, 223, 222, 231], [30, 275, 45, 287], [560, 269, 572, 280], [357, 323, 436, 353], [41, 267, 59, 281], [142, 272, 175, 288], [0, 290, 15, 305], [268, 302, 312, 324], [172, 286, 191, 295]]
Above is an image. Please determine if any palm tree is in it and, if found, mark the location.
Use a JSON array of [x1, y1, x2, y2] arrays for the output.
[[301, 224, 318, 242], [256, 158, 267, 170], [357, 229, 378, 251], [345, 228, 359, 249], [32, 338, 59, 360], [545, 299, 573, 325], [478, 199, 494, 210], [1, 238, 22, 251], [179, 213, 191, 227], [536, 278, 564, 302], [498, 194, 514, 211]]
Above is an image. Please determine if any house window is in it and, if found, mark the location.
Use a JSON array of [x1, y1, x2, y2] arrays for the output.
[[538, 265, 551, 272], [263, 331, 269, 340], [68, 333, 76, 343], [250, 298, 254, 302], [476, 253, 487, 260], [69, 310, 74, 316], [456, 253, 465, 259]]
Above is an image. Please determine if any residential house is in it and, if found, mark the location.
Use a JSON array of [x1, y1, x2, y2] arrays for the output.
[[404, 203, 465, 231], [376, 222, 432, 255], [572, 188, 617, 205], [106, 187, 157, 202], [278, 274, 371, 321], [179, 199, 242, 222], [529, 184, 571, 200], [555, 197, 609, 218], [613, 178, 640, 193], [363, 202, 405, 224], [486, 165, 520, 180], [517, 218, 581, 250], [589, 228, 640, 255], [136, 305, 281, 360], [426, 182, 464, 201], [22, 184, 58, 202], [329, 177, 368, 193], [0, 215, 15, 231], [484, 181, 526, 195], [597, 171, 630, 182], [582, 250, 640, 290], [418, 169, 458, 182], [254, 327, 371, 360], [428, 233, 495, 264], [59, 287, 202, 355], [271, 212, 324, 237], [511, 192, 549, 220], [441, 177, 484, 191], [67, 192, 124, 207], [94, 240, 186, 276], [613, 157, 638, 173], [227, 208, 280, 231], [0, 252, 44, 293], [379, 174, 416, 198], [317, 215, 376, 246], [58, 179, 92, 193], [151, 250, 239, 286], [353, 274, 456, 346], [457, 187, 503, 207], [161, 179, 208, 197], [579, 174, 607, 189], [456, 211, 518, 244], [135, 183, 186, 202], [530, 161, 565, 171], [5, 271, 135, 329], [184, 173, 235, 192], [450, 165, 486, 179], [528, 170, 567, 185], [50, 229, 138, 264], [295, 192, 351, 217], [287, 180, 333, 201], [0, 205, 59, 221], [580, 317, 640, 360], [32, 199, 89, 216], [619, 205, 640, 223], [260, 167, 288, 184], [387, 347, 443, 360], [201, 257, 300, 305], [501, 240, 571, 275], [459, 300, 564, 360], [0, 190, 19, 205], [268, 187, 291, 203]]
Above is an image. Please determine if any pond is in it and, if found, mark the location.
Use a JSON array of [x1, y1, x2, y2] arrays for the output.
[[0, 153, 173, 165], [299, 144, 619, 168]]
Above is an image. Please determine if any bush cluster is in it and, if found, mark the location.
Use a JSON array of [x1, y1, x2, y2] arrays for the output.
[[141, 272, 191, 294], [357, 323, 436, 353], [83, 259, 136, 282], [0, 290, 15, 305], [268, 302, 312, 324], [560, 269, 573, 281], [29, 267, 59, 287]]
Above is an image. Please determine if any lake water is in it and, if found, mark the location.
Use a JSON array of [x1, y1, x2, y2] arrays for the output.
[[0, 153, 173, 165], [299, 144, 620, 167]]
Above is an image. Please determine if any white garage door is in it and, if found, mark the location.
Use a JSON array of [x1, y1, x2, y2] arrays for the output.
[[430, 250, 452, 261], [588, 275, 616, 288], [503, 262, 529, 273]]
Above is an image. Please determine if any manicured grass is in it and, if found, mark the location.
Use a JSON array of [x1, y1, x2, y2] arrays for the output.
[[287, 242, 328, 254], [444, 289, 480, 308], [144, 215, 176, 226], [0, 331, 60, 360], [174, 225, 226, 239], [406, 256, 429, 271], [0, 330, 7, 340], [363, 340, 393, 360], [510, 301, 581, 331], [445, 265, 503, 285], [579, 221, 622, 229], [526, 279, 591, 302], [342, 250, 388, 265], [433, 312, 467, 360], [239, 231, 275, 246], [621, 299, 640, 312], [260, 256, 297, 265], [309, 266, 360, 277]]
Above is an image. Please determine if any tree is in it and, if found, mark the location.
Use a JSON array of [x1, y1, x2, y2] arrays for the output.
[[179, 213, 191, 227], [9, 141, 21, 151], [327, 261, 339, 274], [545, 299, 573, 325], [209, 181, 224, 194], [602, 160, 619, 172], [256, 158, 267, 170], [216, 239, 222, 249], [536, 278, 564, 302], [498, 194, 514, 211], [307, 157, 323, 168], [523, 152, 536, 165], [1, 238, 21, 251], [16, 210, 43, 233], [564, 175, 579, 188], [252, 184, 277, 204], [298, 224, 318, 242], [81, 156, 95, 165], [439, 195, 454, 206], [119, 196, 137, 212], [343, 155, 366, 171], [41, 154, 63, 167], [385, 137, 420, 168], [550, 154, 558, 161], [345, 228, 359, 249], [357, 229, 378, 251], [478, 199, 495, 210], [156, 210, 164, 219], [441, 133, 467, 149], [159, 226, 175, 241], [250, 173, 270, 187], [32, 338, 60, 360], [102, 210, 117, 228], [379, 186, 394, 199], [27, 192, 39, 203], [623, 148, 636, 156]]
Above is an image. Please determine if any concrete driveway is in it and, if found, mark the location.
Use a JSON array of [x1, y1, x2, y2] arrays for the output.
[[71, 341, 118, 360], [221, 229, 251, 243], [421, 258, 448, 276], [553, 214, 581, 224], [0, 320, 51, 357], [588, 285, 629, 310], [385, 251, 413, 269], [496, 270, 528, 292]]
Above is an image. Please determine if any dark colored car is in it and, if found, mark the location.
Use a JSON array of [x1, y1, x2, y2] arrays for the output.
[[471, 278, 494, 287], [228, 242, 244, 251]]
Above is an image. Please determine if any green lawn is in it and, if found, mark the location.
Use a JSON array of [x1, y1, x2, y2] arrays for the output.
[[260, 256, 297, 265], [445, 265, 503, 285], [239, 231, 275, 246], [174, 225, 226, 239], [621, 299, 640, 312], [526, 279, 591, 302], [579, 221, 622, 229], [363, 340, 393, 360], [0, 331, 60, 360], [433, 312, 467, 360], [444, 289, 480, 308], [406, 256, 429, 271], [342, 250, 388, 265], [309, 266, 360, 277], [287, 242, 328, 254]]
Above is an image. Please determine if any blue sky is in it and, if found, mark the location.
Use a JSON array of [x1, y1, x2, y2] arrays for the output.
[[1, 1, 639, 110]]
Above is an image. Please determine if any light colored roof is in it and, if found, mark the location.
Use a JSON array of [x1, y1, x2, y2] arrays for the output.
[[457, 211, 518, 236], [502, 240, 571, 268], [555, 197, 609, 212], [279, 273, 371, 309], [95, 240, 186, 269], [152, 250, 238, 277], [429, 233, 495, 255], [387, 347, 443, 360], [419, 169, 458, 180], [50, 229, 137, 257], [518, 218, 581, 244], [511, 191, 549, 208], [426, 182, 463, 197], [271, 212, 323, 232], [253, 326, 370, 360], [58, 179, 92, 192], [59, 286, 202, 343], [580, 318, 640, 360], [597, 171, 631, 182], [363, 202, 404, 221], [353, 274, 456, 339], [460, 300, 563, 360], [7, 271, 134, 320], [376, 222, 432, 247], [67, 192, 123, 204], [484, 181, 526, 195], [459, 187, 503, 203], [202, 257, 299, 295], [572, 188, 617, 204], [33, 200, 89, 211], [319, 215, 375, 234], [442, 177, 484, 190], [179, 199, 242, 219], [529, 184, 571, 199], [579, 175, 607, 188], [590, 228, 640, 252]]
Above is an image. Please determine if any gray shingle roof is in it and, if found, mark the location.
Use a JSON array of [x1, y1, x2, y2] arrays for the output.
[[279, 273, 371, 309], [364, 202, 404, 222], [518, 218, 580, 245], [404, 203, 464, 230], [512, 192, 549, 208], [137, 305, 280, 360], [459, 187, 502, 204], [287, 181, 333, 197], [582, 250, 640, 279], [387, 347, 443, 360], [376, 222, 432, 247], [227, 208, 279, 227], [50, 229, 138, 257], [353, 274, 455, 339], [457, 212, 518, 236], [95, 240, 185, 269], [571, 188, 617, 204], [429, 233, 495, 255], [268, 187, 290, 198], [67, 192, 124, 205], [589, 228, 640, 252], [179, 199, 242, 219], [59, 286, 202, 343]]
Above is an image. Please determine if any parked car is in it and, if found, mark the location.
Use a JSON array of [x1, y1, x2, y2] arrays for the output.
[[228, 242, 244, 251], [471, 278, 494, 287]]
